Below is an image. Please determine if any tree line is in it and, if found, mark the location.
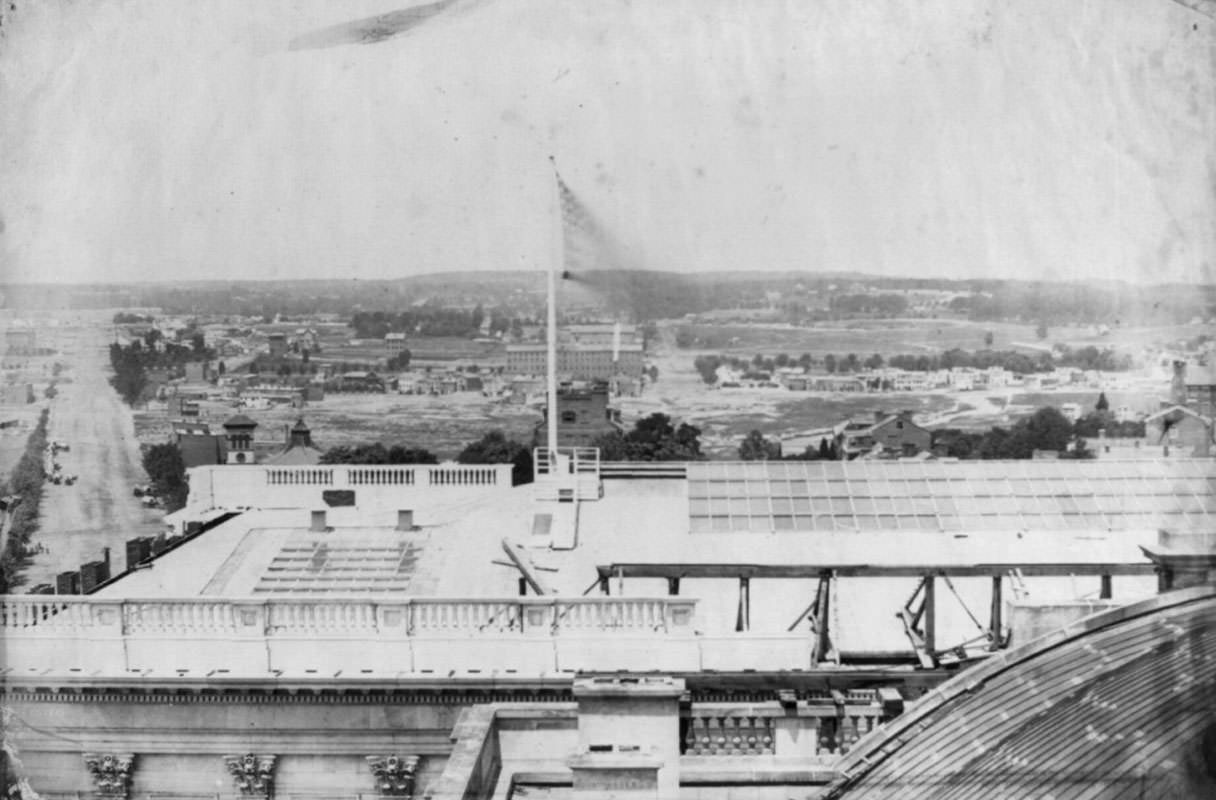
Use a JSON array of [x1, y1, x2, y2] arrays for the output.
[[0, 409, 50, 592], [694, 345, 1132, 386], [109, 331, 215, 406], [350, 306, 520, 340], [734, 405, 1134, 463]]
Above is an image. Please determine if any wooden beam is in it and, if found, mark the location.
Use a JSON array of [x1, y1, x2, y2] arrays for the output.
[[596, 562, 1153, 580], [923, 575, 936, 655], [736, 577, 751, 632], [501, 539, 551, 596], [988, 575, 1003, 651]]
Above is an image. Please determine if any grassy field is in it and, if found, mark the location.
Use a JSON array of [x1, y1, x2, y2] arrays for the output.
[[137, 392, 541, 460], [663, 318, 1212, 359]]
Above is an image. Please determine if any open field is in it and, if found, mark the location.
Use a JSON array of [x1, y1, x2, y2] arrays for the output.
[[136, 392, 543, 461], [663, 318, 1213, 358]]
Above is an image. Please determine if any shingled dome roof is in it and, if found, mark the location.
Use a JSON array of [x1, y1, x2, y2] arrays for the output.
[[821, 584, 1216, 799]]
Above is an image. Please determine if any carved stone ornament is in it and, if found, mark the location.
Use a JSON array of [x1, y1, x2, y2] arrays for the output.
[[82, 753, 135, 799], [223, 754, 277, 797], [366, 754, 420, 796]]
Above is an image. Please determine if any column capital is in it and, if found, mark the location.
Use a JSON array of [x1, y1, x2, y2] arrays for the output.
[[82, 753, 135, 799], [366, 754, 421, 796]]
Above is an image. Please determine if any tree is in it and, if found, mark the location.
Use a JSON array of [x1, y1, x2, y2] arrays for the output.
[[818, 438, 832, 460], [1095, 392, 1110, 412], [217, 361, 226, 377], [864, 353, 884, 370], [319, 443, 438, 464], [457, 430, 533, 486], [693, 355, 721, 385], [1036, 322, 1049, 340], [591, 413, 703, 462], [1021, 406, 1075, 454], [824, 354, 837, 374], [647, 365, 659, 382], [142, 443, 188, 512], [191, 332, 206, 354], [738, 430, 782, 460], [984, 331, 994, 347]]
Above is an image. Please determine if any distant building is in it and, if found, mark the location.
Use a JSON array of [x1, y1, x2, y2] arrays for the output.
[[171, 422, 225, 468], [222, 414, 258, 465], [507, 343, 645, 381], [838, 411, 931, 459], [267, 333, 288, 358], [384, 332, 408, 353], [1144, 405, 1212, 457], [338, 371, 385, 392], [265, 418, 323, 466], [535, 382, 625, 448], [4, 328, 37, 354], [1180, 361, 1216, 418]]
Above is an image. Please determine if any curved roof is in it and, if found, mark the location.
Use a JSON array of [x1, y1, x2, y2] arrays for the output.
[[222, 413, 257, 428], [822, 584, 1216, 799]]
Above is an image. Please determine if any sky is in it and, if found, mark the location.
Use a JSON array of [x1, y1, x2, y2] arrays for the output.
[[0, 0, 1214, 286]]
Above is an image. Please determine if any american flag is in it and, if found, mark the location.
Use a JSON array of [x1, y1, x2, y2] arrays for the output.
[[552, 162, 619, 274]]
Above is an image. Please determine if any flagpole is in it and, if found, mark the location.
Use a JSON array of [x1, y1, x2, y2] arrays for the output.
[[547, 157, 561, 461]]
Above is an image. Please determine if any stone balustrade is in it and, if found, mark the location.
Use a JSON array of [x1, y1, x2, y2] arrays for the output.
[[0, 596, 847, 676], [683, 697, 887, 761], [1, 595, 704, 675], [188, 463, 515, 510]]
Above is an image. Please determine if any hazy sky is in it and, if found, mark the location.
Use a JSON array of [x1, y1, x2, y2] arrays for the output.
[[1, 0, 1214, 285]]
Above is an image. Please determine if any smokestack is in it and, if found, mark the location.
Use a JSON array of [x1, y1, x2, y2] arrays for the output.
[[310, 510, 327, 532], [612, 322, 621, 364], [396, 510, 414, 531]]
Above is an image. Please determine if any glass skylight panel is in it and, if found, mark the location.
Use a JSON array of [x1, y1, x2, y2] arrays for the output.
[[939, 515, 963, 531], [893, 498, 917, 515], [870, 496, 899, 513], [957, 514, 985, 530], [792, 497, 813, 513]]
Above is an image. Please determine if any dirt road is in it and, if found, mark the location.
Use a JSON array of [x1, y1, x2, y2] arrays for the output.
[[24, 326, 163, 589]]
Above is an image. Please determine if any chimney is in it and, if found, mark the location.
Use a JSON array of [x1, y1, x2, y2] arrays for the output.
[[397, 510, 414, 531], [102, 547, 111, 568], [1171, 361, 1187, 406], [310, 510, 327, 532]]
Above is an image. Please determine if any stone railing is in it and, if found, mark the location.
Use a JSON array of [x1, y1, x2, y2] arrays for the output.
[[1, 596, 696, 636], [261, 465, 510, 488], [188, 464, 515, 509], [1, 595, 706, 675], [683, 696, 888, 761]]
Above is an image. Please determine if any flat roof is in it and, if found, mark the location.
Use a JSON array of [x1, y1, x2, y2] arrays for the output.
[[100, 461, 1181, 650]]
